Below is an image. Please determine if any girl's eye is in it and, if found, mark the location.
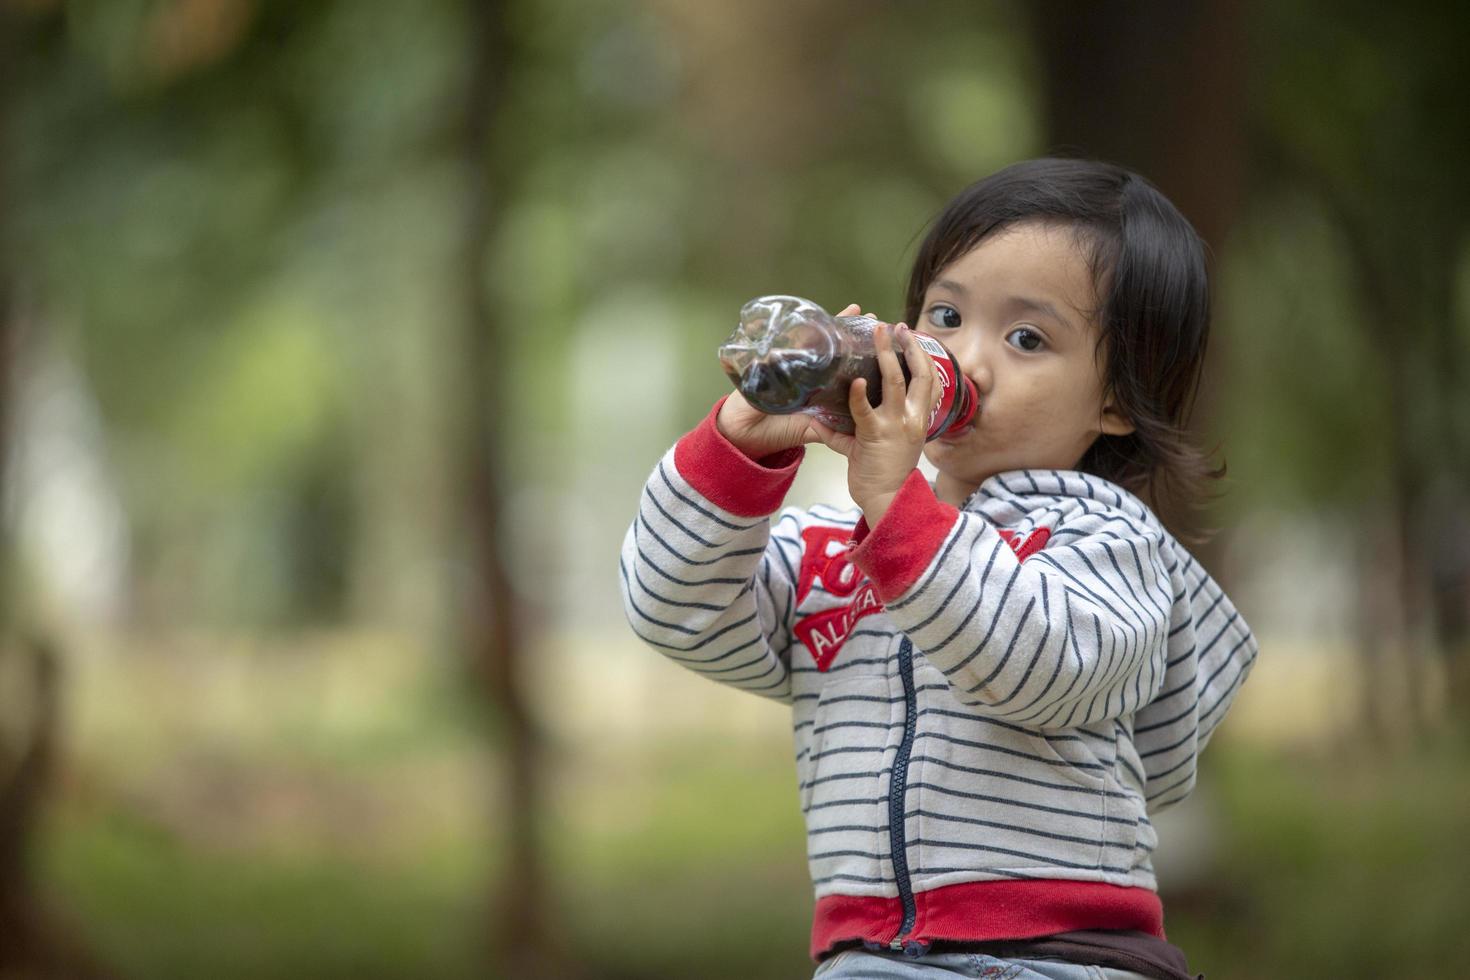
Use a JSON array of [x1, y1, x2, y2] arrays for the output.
[[1006, 327, 1045, 352], [926, 305, 962, 329]]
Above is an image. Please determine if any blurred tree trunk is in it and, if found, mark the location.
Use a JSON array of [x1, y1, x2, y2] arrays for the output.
[[1338, 214, 1469, 739], [0, 632, 63, 977], [0, 10, 110, 976], [0, 5, 47, 968], [1030, 0, 1247, 553], [454, 2, 566, 976]]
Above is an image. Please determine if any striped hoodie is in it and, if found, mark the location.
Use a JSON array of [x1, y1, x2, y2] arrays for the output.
[[619, 400, 1258, 960]]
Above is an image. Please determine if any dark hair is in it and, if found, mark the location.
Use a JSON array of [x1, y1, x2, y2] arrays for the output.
[[903, 157, 1224, 538]]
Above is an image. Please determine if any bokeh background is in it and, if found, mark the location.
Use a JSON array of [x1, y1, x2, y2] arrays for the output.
[[3, 1, 1469, 978]]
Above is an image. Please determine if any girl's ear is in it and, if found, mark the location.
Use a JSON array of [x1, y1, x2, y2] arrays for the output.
[[1099, 400, 1136, 437]]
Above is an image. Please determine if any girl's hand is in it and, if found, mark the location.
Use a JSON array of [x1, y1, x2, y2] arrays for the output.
[[717, 303, 867, 460], [811, 322, 940, 525], [715, 389, 824, 460]]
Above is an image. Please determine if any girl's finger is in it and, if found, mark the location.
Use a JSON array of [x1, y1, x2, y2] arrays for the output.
[[837, 303, 862, 317], [848, 376, 877, 427], [899, 325, 937, 419], [874, 323, 907, 410], [807, 419, 855, 457]]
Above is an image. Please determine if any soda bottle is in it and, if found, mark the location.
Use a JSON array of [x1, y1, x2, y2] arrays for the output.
[[718, 295, 978, 440]]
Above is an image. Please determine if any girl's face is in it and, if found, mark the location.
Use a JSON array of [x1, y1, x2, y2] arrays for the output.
[[918, 221, 1134, 504]]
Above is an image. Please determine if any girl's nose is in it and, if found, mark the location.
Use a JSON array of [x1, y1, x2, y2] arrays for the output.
[[966, 359, 993, 395], [950, 340, 993, 395]]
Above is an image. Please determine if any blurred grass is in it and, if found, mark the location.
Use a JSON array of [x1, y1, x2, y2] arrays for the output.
[[1165, 734, 1470, 979], [548, 735, 813, 979], [33, 640, 1470, 979], [40, 730, 816, 980], [41, 806, 486, 980]]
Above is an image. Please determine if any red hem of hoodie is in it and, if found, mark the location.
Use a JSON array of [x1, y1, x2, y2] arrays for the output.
[[672, 396, 805, 518], [848, 471, 960, 604], [810, 879, 1165, 961]]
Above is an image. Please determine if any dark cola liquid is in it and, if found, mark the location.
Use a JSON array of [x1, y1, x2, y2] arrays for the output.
[[799, 335, 913, 434]]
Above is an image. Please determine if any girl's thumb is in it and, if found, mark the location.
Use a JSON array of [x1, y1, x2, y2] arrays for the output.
[[806, 420, 853, 457]]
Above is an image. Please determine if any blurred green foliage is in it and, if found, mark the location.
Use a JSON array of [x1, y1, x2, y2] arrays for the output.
[[2, 0, 1057, 636], [1216, 192, 1392, 509], [4, 0, 1465, 621]]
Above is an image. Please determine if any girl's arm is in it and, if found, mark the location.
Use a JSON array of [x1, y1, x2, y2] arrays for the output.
[[849, 473, 1173, 731], [619, 398, 808, 704]]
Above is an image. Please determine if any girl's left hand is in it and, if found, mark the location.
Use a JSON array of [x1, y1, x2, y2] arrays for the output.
[[811, 322, 940, 525]]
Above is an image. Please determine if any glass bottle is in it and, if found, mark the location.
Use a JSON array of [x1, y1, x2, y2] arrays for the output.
[[718, 294, 977, 439]]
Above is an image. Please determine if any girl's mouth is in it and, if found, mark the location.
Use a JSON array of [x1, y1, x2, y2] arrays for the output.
[[937, 421, 975, 443]]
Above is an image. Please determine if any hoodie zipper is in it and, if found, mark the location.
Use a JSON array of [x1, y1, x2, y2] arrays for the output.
[[886, 636, 921, 953]]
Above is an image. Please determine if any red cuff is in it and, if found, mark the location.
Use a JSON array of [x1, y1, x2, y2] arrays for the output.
[[849, 470, 959, 603], [672, 396, 805, 518]]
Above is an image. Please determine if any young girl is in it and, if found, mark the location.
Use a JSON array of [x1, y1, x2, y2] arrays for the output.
[[619, 158, 1257, 980]]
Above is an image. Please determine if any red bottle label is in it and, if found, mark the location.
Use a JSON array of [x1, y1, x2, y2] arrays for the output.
[[911, 331, 960, 437]]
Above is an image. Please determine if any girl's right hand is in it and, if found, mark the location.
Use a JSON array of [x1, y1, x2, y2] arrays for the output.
[[716, 389, 823, 460], [717, 303, 865, 460]]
